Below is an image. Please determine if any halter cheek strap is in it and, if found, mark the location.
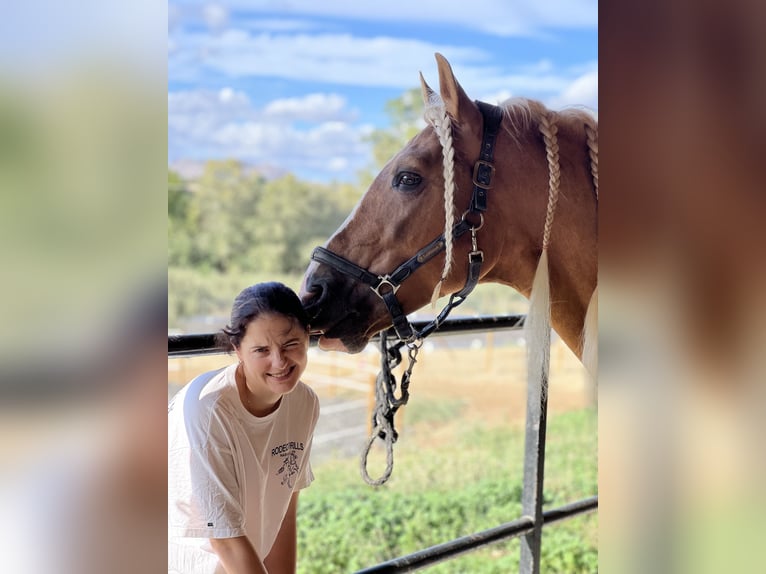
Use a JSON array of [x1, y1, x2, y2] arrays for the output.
[[472, 101, 504, 212], [310, 100, 503, 342]]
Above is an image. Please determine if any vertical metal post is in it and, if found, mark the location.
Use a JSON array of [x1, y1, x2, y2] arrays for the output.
[[519, 351, 549, 573]]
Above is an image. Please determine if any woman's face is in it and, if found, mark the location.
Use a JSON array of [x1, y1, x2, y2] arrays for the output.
[[235, 313, 309, 398]]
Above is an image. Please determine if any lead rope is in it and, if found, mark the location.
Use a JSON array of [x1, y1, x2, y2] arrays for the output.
[[359, 224, 484, 486], [360, 331, 420, 486]]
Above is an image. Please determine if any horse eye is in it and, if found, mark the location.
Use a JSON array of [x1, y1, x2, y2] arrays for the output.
[[392, 171, 422, 191]]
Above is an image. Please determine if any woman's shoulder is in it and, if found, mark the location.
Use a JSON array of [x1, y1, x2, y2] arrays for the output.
[[169, 365, 238, 423], [169, 364, 241, 447], [288, 381, 320, 420], [287, 382, 320, 428], [293, 380, 319, 405]]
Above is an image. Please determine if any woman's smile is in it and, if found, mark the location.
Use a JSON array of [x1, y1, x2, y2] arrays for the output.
[[267, 365, 295, 381]]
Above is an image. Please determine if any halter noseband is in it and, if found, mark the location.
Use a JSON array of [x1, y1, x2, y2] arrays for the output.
[[311, 101, 504, 343]]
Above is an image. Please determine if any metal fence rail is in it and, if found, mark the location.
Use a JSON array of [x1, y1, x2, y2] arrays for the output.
[[168, 315, 525, 357], [167, 313, 597, 572], [354, 496, 598, 574]]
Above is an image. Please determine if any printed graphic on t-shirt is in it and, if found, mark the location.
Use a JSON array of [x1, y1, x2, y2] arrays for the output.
[[272, 441, 305, 488]]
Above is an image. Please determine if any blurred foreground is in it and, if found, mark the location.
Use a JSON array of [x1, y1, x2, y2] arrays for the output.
[[601, 1, 766, 572], [0, 1, 166, 572]]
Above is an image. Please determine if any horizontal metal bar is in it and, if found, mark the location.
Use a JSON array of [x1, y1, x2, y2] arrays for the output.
[[168, 314, 525, 358], [353, 495, 598, 574]]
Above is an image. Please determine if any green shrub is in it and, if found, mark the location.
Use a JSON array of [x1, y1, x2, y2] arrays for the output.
[[297, 410, 597, 573]]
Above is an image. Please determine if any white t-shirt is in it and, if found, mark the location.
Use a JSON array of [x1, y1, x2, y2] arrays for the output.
[[168, 364, 320, 574]]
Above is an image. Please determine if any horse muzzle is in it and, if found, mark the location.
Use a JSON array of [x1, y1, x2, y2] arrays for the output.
[[300, 263, 384, 353]]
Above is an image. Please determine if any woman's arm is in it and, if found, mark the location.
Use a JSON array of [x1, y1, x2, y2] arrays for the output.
[[264, 491, 300, 574], [209, 535, 268, 574]]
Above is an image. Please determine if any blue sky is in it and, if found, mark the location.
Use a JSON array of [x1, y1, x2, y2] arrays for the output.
[[168, 1, 597, 182]]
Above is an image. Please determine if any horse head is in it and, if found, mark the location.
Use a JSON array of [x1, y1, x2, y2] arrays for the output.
[[301, 54, 597, 358]]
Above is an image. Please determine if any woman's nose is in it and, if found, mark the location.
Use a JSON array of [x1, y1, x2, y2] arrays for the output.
[[271, 349, 287, 366]]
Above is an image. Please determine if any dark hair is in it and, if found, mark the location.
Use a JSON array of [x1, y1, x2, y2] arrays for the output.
[[216, 282, 309, 351]]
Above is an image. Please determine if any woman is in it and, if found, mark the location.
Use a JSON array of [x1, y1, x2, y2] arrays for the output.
[[169, 282, 320, 573]]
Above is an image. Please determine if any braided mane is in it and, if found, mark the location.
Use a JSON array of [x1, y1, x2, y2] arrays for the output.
[[501, 99, 598, 381], [424, 96, 599, 376]]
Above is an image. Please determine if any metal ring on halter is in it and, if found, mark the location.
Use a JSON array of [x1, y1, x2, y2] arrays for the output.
[[371, 276, 400, 299], [406, 337, 423, 351], [461, 210, 484, 230]]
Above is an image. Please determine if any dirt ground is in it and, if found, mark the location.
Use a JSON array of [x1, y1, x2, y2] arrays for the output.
[[410, 337, 595, 425]]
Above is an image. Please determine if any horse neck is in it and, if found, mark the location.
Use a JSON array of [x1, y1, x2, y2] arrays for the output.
[[546, 232, 597, 357], [484, 109, 597, 357]]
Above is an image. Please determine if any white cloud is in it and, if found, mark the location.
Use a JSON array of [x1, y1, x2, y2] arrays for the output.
[[202, 3, 228, 31], [169, 29, 486, 88], [480, 90, 515, 105], [169, 87, 251, 114], [168, 87, 370, 181], [210, 119, 369, 176], [547, 67, 598, 111], [238, 18, 323, 33], [327, 157, 349, 172], [169, 27, 591, 104], [263, 93, 355, 122], [177, 0, 597, 37]]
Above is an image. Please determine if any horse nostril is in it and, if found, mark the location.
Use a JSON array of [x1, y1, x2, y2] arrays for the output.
[[300, 274, 328, 314]]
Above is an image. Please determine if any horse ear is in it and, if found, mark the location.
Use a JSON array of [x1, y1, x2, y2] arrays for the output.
[[419, 72, 435, 107], [435, 53, 471, 121]]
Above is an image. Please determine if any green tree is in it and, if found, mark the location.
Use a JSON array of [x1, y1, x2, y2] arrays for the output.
[[168, 169, 193, 267], [252, 175, 360, 274], [184, 160, 265, 273], [168, 169, 188, 220]]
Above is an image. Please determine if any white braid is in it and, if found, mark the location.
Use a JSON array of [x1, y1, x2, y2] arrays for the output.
[[538, 112, 561, 250], [584, 119, 598, 201], [525, 110, 562, 401], [423, 95, 458, 305]]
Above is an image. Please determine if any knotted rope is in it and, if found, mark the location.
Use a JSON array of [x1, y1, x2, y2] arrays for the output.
[[360, 331, 419, 486]]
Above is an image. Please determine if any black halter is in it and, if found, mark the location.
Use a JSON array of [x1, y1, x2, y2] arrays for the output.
[[311, 101, 504, 343]]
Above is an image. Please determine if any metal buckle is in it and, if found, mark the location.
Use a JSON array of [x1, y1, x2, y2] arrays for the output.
[[472, 160, 495, 189], [469, 250, 484, 263], [461, 210, 484, 231], [371, 276, 400, 299]]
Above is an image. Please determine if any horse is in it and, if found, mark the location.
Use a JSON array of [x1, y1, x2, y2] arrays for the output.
[[300, 53, 598, 376]]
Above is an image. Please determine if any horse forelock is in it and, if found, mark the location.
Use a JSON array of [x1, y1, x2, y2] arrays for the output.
[[421, 92, 458, 305]]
